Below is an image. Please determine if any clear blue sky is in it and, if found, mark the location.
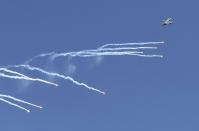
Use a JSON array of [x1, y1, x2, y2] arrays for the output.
[[0, 0, 199, 130]]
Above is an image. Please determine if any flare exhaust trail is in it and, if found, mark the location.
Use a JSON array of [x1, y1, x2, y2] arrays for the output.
[[0, 94, 42, 112], [5, 41, 164, 95], [50, 41, 164, 60], [0, 68, 28, 78], [0, 68, 58, 87], [6, 65, 105, 95], [98, 41, 164, 49], [25, 41, 164, 64], [0, 98, 30, 112], [1, 41, 164, 112]]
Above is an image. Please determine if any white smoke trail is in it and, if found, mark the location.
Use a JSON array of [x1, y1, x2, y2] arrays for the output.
[[0, 41, 164, 112], [25, 41, 164, 64], [25, 52, 56, 64], [75, 51, 144, 57], [0, 94, 42, 109], [0, 98, 30, 112], [6, 65, 105, 95], [26, 50, 145, 63], [98, 41, 164, 49], [0, 68, 28, 78], [0, 70, 58, 87], [5, 41, 163, 95], [50, 48, 158, 60], [71, 53, 163, 58], [129, 54, 163, 58], [96, 46, 158, 51]]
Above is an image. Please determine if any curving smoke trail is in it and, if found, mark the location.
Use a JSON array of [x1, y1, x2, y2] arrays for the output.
[[25, 41, 164, 64], [0, 94, 42, 112], [1, 41, 164, 112], [0, 68, 58, 87], [0, 68, 28, 78], [6, 65, 105, 95]]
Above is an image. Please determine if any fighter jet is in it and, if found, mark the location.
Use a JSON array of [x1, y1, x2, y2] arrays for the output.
[[162, 18, 172, 26]]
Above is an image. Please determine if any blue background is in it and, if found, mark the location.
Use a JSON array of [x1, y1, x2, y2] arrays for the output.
[[0, 0, 199, 130]]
